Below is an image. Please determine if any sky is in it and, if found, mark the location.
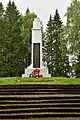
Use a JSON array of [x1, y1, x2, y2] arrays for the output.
[[0, 0, 71, 28]]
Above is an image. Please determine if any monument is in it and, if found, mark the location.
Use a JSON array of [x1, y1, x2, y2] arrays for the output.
[[22, 17, 51, 77]]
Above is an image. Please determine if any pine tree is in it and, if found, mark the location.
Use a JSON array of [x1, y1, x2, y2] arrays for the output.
[[52, 9, 63, 76], [0, 2, 4, 51], [0, 2, 5, 77], [43, 14, 54, 75], [44, 10, 70, 77], [2, 1, 24, 77], [0, 2, 37, 77]]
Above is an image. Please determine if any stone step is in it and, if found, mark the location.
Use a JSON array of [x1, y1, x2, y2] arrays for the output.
[[0, 88, 80, 91], [0, 88, 80, 95], [0, 95, 80, 101], [0, 91, 80, 95], [0, 103, 80, 109], [0, 107, 80, 114], [0, 84, 80, 89], [0, 112, 80, 119], [0, 84, 80, 119], [0, 99, 80, 104]]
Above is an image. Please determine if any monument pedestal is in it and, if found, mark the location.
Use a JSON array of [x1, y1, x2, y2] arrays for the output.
[[22, 17, 51, 77], [22, 66, 51, 77]]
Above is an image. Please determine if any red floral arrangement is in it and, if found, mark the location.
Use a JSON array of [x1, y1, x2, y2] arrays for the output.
[[33, 68, 40, 75], [29, 68, 43, 78]]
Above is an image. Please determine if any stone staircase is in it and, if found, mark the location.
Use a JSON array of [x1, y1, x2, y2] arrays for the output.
[[0, 84, 80, 119]]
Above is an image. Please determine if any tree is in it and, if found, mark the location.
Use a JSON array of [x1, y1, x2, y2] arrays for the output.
[[66, 0, 80, 77], [21, 7, 37, 67], [1, 1, 24, 77], [0, 2, 37, 77], [43, 14, 53, 75], [0, 2, 4, 51], [44, 10, 70, 77], [74, 52, 80, 78], [0, 2, 5, 77]]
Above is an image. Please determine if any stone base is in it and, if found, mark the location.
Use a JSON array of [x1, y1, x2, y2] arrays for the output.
[[22, 67, 51, 77]]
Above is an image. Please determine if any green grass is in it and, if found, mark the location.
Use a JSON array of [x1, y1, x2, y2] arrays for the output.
[[0, 77, 80, 84]]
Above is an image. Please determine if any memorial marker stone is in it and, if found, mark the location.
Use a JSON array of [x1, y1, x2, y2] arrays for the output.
[[22, 17, 51, 77]]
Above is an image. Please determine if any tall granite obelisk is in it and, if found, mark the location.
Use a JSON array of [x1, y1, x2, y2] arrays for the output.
[[22, 17, 51, 77]]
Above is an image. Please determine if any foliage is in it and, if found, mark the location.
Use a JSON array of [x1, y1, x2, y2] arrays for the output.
[[0, 0, 80, 78], [21, 7, 37, 67], [43, 14, 53, 74], [73, 52, 80, 78], [0, 2, 5, 77], [0, 1, 24, 77], [66, 0, 80, 77], [44, 10, 70, 77], [0, 2, 36, 77]]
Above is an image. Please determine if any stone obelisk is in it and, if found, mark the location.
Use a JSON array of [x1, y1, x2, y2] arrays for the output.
[[32, 17, 42, 68], [22, 17, 51, 77]]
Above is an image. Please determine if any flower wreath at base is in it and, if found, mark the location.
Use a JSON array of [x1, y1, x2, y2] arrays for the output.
[[29, 68, 43, 78]]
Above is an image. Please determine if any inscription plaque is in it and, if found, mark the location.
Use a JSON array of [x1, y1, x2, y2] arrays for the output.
[[33, 43, 40, 68]]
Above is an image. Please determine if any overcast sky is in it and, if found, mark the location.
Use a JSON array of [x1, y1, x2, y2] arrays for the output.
[[0, 0, 71, 28]]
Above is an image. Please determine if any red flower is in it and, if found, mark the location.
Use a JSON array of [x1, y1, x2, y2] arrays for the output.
[[33, 68, 40, 75]]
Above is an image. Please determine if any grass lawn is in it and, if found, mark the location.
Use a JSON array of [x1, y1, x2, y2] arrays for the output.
[[0, 77, 80, 84]]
